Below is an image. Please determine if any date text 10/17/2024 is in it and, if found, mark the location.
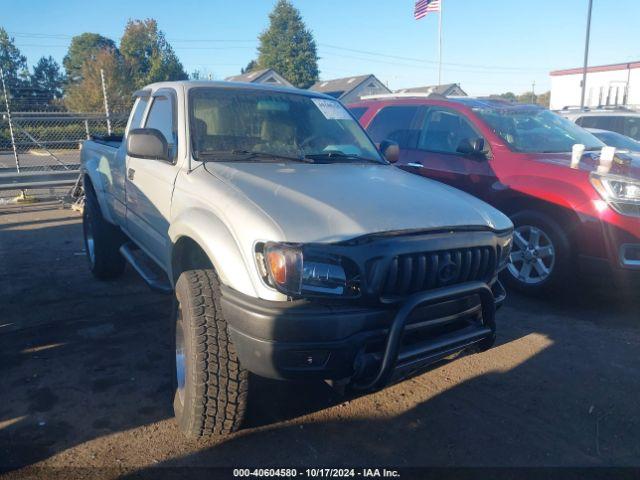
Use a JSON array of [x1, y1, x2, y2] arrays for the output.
[[232, 468, 401, 478]]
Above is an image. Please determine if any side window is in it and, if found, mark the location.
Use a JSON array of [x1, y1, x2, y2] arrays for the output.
[[127, 97, 149, 133], [623, 117, 640, 141], [145, 95, 177, 158], [577, 116, 619, 132], [367, 106, 420, 148], [348, 107, 368, 121], [419, 108, 480, 154]]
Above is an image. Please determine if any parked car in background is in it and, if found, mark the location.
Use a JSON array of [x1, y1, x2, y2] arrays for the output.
[[349, 96, 640, 294], [81, 81, 513, 438], [559, 107, 640, 141], [586, 128, 640, 153]]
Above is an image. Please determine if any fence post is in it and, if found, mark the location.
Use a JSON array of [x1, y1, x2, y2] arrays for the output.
[[84, 119, 90, 139], [0, 67, 20, 173], [100, 68, 112, 136]]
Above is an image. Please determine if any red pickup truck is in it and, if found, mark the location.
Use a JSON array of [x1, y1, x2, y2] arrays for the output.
[[349, 97, 640, 294]]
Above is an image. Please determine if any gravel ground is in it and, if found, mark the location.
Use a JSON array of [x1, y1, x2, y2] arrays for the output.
[[1, 202, 639, 479]]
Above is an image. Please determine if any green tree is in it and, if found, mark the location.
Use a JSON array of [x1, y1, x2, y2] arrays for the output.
[[516, 91, 537, 104], [120, 19, 187, 88], [257, 0, 319, 88], [65, 48, 131, 112], [488, 90, 551, 108], [63, 33, 117, 83], [0, 28, 28, 83], [536, 91, 551, 108], [241, 59, 258, 74], [0, 28, 31, 110], [488, 92, 517, 102], [31, 56, 65, 103]]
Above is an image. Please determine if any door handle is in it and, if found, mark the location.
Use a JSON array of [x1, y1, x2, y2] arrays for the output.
[[127, 168, 135, 180], [407, 162, 424, 168]]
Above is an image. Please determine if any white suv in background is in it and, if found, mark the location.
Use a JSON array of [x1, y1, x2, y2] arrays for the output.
[[558, 107, 640, 141]]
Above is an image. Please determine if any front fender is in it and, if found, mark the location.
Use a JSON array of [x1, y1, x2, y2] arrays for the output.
[[498, 174, 597, 220], [168, 208, 260, 298]]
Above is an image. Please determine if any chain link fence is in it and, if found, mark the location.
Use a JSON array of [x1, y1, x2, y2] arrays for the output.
[[1, 112, 128, 171], [0, 68, 131, 203]]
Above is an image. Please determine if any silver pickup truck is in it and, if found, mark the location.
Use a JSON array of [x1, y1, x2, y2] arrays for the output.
[[81, 81, 513, 438]]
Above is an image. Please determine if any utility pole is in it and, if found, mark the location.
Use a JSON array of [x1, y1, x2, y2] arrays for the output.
[[100, 68, 112, 136], [531, 81, 536, 104], [437, 0, 443, 86], [580, 0, 593, 109]]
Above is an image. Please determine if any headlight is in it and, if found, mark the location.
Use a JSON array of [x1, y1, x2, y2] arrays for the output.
[[257, 242, 347, 297], [590, 173, 640, 217]]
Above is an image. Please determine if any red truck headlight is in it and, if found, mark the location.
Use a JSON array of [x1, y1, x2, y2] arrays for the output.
[[590, 173, 640, 217]]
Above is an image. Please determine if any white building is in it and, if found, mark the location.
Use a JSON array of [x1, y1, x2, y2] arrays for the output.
[[550, 61, 640, 110]]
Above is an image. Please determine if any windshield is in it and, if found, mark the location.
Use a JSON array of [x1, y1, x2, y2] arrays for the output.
[[474, 107, 605, 153], [590, 129, 640, 152], [189, 88, 384, 163]]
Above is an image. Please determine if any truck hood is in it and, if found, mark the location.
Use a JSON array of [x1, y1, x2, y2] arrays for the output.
[[525, 151, 640, 180], [206, 162, 512, 243]]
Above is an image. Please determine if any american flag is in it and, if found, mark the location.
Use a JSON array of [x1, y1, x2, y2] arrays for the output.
[[414, 0, 440, 20]]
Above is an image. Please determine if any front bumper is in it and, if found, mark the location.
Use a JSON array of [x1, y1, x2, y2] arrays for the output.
[[221, 280, 505, 389]]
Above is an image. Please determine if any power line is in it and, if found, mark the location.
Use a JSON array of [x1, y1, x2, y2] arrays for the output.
[[317, 50, 546, 75], [9, 30, 549, 74], [319, 43, 548, 72]]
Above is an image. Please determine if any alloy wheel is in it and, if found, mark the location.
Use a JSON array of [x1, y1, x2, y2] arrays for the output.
[[507, 225, 556, 285], [84, 209, 96, 267], [175, 304, 186, 406]]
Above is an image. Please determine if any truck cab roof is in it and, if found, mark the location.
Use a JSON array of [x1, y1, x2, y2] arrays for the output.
[[136, 80, 336, 100]]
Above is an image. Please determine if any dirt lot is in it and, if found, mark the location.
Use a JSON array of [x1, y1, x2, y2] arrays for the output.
[[1, 201, 640, 477]]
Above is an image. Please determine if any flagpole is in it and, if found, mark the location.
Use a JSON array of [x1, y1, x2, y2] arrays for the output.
[[438, 0, 443, 86]]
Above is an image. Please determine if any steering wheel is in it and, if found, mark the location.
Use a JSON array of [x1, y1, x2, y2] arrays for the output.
[[299, 134, 323, 149]]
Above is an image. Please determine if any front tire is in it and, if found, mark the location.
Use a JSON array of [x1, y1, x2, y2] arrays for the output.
[[501, 210, 571, 295], [173, 269, 249, 438]]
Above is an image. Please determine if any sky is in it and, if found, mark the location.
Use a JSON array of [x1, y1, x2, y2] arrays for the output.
[[4, 0, 640, 96]]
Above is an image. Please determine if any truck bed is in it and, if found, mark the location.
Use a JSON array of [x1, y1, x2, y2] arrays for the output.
[[89, 134, 123, 149]]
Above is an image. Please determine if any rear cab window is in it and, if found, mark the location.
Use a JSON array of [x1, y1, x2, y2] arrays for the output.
[[576, 115, 621, 132], [623, 117, 640, 140]]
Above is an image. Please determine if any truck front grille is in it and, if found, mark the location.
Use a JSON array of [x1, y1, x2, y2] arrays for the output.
[[373, 246, 497, 299]]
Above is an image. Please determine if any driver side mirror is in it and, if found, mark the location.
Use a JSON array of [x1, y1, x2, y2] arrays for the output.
[[456, 137, 486, 159], [127, 128, 170, 161], [380, 139, 400, 163]]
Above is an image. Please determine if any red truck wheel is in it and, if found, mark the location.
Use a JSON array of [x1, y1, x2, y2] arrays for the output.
[[502, 210, 572, 295]]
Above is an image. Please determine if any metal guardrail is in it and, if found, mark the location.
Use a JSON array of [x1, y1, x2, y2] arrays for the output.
[[0, 169, 80, 191], [0, 112, 126, 193]]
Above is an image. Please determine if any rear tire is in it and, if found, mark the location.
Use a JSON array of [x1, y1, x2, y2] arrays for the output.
[[83, 188, 126, 279], [501, 210, 571, 295], [173, 269, 249, 438]]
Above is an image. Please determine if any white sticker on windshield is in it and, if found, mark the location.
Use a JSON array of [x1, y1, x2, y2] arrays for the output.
[[311, 98, 353, 120]]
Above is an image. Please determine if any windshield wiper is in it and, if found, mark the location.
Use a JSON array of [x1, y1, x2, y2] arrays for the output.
[[198, 149, 314, 163], [304, 152, 383, 164]]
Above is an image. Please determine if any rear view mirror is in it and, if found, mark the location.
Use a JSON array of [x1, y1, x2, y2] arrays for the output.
[[456, 137, 486, 158], [380, 139, 400, 163], [127, 128, 169, 161]]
